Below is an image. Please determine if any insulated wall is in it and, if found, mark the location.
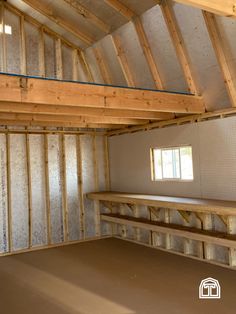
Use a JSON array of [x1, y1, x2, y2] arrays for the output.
[[0, 132, 109, 255]]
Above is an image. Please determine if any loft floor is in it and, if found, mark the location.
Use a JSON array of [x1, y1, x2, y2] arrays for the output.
[[0, 238, 235, 314]]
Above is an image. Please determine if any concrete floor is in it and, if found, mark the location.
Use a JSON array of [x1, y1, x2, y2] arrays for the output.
[[0, 238, 235, 314]]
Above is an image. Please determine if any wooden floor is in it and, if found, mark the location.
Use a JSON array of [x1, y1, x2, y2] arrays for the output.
[[0, 238, 236, 314]]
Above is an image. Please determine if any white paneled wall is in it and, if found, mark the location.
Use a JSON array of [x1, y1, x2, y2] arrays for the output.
[[109, 116, 236, 201]]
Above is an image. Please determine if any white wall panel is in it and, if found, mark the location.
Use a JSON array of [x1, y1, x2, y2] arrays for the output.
[[109, 116, 236, 202]]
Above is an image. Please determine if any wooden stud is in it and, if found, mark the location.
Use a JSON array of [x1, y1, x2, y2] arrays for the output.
[[104, 136, 111, 191], [44, 134, 51, 245], [227, 216, 236, 267], [25, 132, 33, 248], [164, 208, 172, 249], [6, 133, 12, 253], [203, 11, 236, 107], [202, 213, 214, 260], [93, 135, 101, 237], [60, 134, 69, 242], [76, 135, 85, 239]]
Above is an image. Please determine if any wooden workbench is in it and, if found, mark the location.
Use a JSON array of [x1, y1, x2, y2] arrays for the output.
[[87, 191, 236, 270]]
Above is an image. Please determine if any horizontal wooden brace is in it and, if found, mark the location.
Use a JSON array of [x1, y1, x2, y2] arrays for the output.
[[1, 102, 164, 119], [0, 112, 148, 126], [101, 214, 236, 249], [88, 192, 236, 216], [0, 74, 205, 114]]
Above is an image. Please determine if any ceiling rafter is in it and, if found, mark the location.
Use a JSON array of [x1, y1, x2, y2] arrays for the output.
[[173, 0, 236, 18], [62, 0, 110, 34], [110, 34, 136, 87], [104, 0, 165, 92], [93, 46, 113, 85], [203, 11, 236, 107], [103, 0, 136, 20], [161, 0, 199, 95], [5, 2, 82, 52], [22, 0, 95, 45], [133, 17, 165, 90]]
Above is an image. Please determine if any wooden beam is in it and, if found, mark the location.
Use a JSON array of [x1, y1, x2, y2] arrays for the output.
[[0, 101, 174, 120], [93, 47, 113, 85], [0, 120, 123, 129], [133, 17, 164, 90], [108, 106, 236, 136], [63, 0, 110, 33], [110, 35, 136, 87], [174, 0, 236, 18], [0, 74, 204, 114], [0, 113, 148, 126], [22, 0, 95, 45], [161, 1, 199, 95], [203, 11, 236, 107], [104, 0, 135, 19]]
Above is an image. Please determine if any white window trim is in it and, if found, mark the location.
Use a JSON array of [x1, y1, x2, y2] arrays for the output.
[[150, 145, 194, 182]]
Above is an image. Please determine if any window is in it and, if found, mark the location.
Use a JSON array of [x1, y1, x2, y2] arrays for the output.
[[151, 146, 193, 181]]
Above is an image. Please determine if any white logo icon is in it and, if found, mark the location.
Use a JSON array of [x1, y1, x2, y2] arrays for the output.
[[199, 277, 221, 299]]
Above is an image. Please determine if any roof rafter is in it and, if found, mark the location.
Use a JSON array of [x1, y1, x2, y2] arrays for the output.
[[173, 0, 236, 17], [22, 0, 95, 45], [161, 0, 199, 95], [203, 11, 236, 107], [133, 17, 164, 90], [63, 0, 110, 33], [110, 34, 136, 87], [93, 46, 113, 85], [103, 0, 135, 19]]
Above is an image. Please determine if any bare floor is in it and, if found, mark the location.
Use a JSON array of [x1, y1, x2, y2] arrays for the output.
[[0, 238, 235, 314]]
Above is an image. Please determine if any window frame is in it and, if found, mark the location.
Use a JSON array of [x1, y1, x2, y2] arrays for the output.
[[150, 145, 194, 182]]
